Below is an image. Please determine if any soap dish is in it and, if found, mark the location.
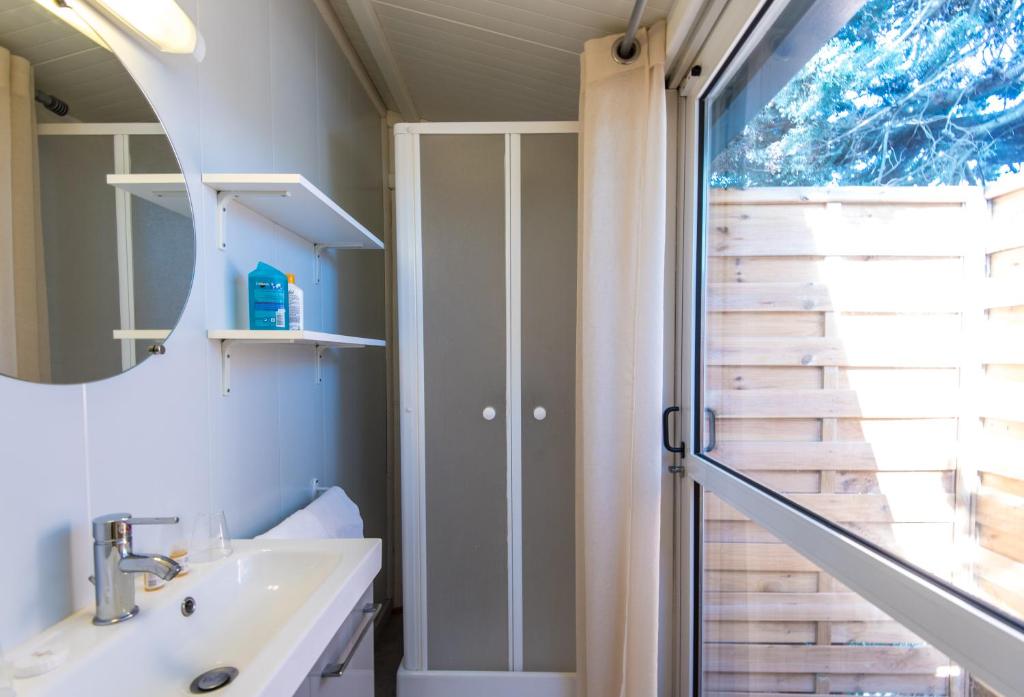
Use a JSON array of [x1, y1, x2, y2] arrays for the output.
[[10, 641, 68, 679]]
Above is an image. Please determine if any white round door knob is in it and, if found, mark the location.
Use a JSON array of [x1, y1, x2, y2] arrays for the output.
[[533, 406, 547, 421], [482, 406, 497, 421]]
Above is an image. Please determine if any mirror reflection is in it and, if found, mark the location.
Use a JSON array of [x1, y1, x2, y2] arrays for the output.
[[0, 0, 195, 384]]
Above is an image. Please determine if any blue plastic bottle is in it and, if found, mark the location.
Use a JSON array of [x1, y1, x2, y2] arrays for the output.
[[248, 262, 290, 330]]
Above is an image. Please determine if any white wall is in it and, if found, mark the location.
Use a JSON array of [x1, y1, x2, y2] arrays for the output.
[[0, 0, 388, 649]]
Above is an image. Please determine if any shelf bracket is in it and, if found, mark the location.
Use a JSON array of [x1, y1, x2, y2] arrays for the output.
[[315, 345, 324, 385], [215, 190, 291, 251], [314, 244, 364, 284], [220, 340, 233, 396], [314, 244, 325, 284], [216, 191, 233, 251]]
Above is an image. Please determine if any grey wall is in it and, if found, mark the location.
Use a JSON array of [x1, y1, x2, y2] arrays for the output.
[[0, 0, 388, 649]]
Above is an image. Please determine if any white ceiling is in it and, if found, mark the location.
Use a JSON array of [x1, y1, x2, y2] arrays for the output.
[[330, 0, 673, 122], [0, 0, 155, 122]]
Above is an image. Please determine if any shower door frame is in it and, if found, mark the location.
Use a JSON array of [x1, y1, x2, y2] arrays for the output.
[[394, 121, 579, 695]]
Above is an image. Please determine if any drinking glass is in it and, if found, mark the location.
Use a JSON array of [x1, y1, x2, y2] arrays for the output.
[[190, 511, 232, 563]]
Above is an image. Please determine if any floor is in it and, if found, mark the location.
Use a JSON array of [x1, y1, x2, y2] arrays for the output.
[[375, 610, 403, 697]]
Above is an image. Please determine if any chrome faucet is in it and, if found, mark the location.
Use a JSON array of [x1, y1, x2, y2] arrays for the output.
[[91, 513, 182, 626]]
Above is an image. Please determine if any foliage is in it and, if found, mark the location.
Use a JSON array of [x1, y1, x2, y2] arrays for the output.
[[711, 0, 1024, 187]]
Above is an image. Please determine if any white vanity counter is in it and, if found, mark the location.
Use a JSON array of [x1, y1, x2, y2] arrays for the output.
[[8, 538, 381, 697]]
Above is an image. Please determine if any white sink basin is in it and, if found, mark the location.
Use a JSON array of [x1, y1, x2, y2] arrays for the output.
[[8, 538, 381, 697]]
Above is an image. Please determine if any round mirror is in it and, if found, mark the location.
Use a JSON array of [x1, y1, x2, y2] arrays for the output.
[[0, 2, 195, 384]]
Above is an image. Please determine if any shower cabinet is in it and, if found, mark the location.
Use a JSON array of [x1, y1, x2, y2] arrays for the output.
[[394, 123, 578, 695]]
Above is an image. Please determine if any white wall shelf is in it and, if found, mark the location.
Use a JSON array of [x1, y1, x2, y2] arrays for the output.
[[106, 174, 190, 217], [113, 329, 171, 341], [201, 174, 384, 259], [208, 330, 385, 395]]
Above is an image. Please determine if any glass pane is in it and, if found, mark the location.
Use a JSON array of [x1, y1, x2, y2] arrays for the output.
[[699, 0, 1024, 625], [701, 491, 1006, 697]]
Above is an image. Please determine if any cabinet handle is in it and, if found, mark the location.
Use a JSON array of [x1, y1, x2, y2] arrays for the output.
[[533, 406, 547, 421], [482, 406, 497, 421], [321, 603, 382, 678]]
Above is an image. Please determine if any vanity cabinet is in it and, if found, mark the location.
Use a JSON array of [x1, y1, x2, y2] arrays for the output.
[[292, 588, 376, 697], [395, 124, 578, 677]]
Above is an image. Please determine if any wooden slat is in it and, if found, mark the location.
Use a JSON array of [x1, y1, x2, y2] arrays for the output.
[[980, 472, 1024, 496], [711, 186, 978, 204], [704, 620, 817, 644], [705, 494, 955, 524], [982, 278, 1024, 309], [714, 418, 822, 441], [978, 525, 1024, 564], [974, 547, 1024, 616], [975, 488, 1024, 534], [708, 440, 957, 472], [707, 256, 964, 284], [704, 592, 892, 622], [979, 381, 1024, 422], [988, 244, 1024, 276], [706, 520, 955, 554], [831, 620, 926, 645], [704, 543, 821, 572], [708, 282, 961, 313], [984, 229, 1024, 254], [708, 336, 959, 367], [705, 674, 951, 695], [985, 174, 1024, 200], [704, 570, 820, 593], [707, 220, 965, 257], [834, 471, 954, 495], [703, 644, 946, 674], [707, 389, 959, 419], [709, 366, 822, 390], [703, 674, 815, 694], [712, 312, 824, 337]]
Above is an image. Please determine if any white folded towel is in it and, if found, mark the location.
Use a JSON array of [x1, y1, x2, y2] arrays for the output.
[[256, 508, 329, 540], [307, 486, 363, 538]]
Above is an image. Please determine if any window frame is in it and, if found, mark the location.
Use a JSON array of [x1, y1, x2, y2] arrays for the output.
[[673, 1, 1024, 695]]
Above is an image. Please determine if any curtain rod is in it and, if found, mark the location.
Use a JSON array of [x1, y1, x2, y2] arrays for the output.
[[614, 0, 650, 63]]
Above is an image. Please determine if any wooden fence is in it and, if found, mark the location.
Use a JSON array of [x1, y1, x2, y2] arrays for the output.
[[701, 183, 1024, 697]]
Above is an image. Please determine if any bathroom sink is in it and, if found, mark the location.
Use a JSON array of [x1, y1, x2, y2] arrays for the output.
[[8, 538, 381, 697]]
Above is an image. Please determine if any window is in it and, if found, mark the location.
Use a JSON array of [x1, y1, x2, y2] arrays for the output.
[[697, 0, 1024, 623], [681, 0, 1024, 695]]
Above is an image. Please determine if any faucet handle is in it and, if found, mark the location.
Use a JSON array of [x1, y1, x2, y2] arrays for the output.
[[92, 513, 179, 543], [130, 517, 180, 526]]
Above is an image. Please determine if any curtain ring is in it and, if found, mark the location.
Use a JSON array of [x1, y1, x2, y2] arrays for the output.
[[612, 36, 640, 65]]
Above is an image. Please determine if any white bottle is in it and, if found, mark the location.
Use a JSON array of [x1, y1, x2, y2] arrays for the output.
[[287, 273, 304, 331]]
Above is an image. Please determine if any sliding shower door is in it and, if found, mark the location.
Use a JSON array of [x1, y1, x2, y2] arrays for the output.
[[397, 124, 578, 684], [521, 132, 577, 673], [419, 134, 510, 671]]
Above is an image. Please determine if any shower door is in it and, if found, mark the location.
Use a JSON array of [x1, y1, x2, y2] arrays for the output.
[[395, 123, 578, 686]]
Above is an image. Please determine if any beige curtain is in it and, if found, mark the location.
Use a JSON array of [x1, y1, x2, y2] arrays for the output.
[[0, 46, 49, 381], [575, 21, 667, 697]]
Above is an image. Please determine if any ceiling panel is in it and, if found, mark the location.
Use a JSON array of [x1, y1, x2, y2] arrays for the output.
[[330, 0, 671, 122], [0, 0, 156, 123]]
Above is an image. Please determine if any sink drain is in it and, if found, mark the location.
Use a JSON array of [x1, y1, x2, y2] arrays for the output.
[[189, 666, 239, 693]]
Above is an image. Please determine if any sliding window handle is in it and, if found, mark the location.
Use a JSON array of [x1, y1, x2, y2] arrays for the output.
[[321, 603, 383, 678], [704, 407, 717, 453], [662, 406, 684, 454]]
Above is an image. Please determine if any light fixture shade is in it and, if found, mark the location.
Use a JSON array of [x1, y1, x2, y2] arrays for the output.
[[88, 0, 199, 55], [32, 0, 110, 51]]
